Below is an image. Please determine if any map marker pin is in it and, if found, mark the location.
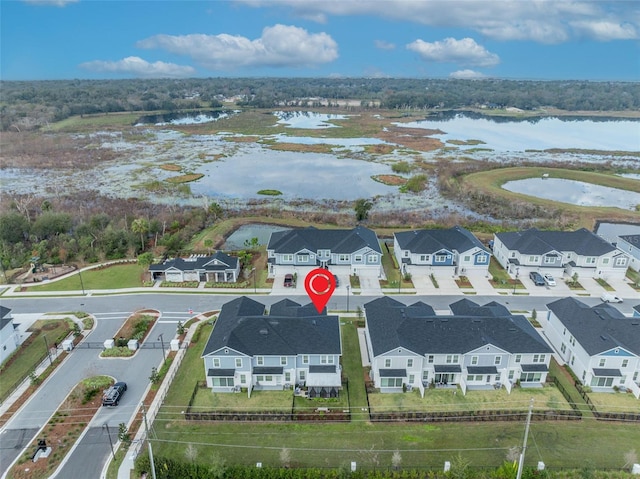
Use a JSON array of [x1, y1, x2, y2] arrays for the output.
[[304, 268, 336, 314]]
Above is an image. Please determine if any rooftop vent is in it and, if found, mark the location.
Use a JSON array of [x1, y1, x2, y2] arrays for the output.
[[259, 329, 268, 335]]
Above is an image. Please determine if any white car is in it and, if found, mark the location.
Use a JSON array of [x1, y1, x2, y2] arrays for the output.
[[600, 292, 623, 303], [543, 273, 556, 286]]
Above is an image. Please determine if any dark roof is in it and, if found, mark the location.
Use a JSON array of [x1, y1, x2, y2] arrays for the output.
[[202, 296, 341, 357], [149, 252, 238, 272], [269, 299, 322, 317], [495, 228, 615, 256], [365, 298, 551, 358], [449, 298, 510, 317], [253, 367, 284, 375], [619, 234, 640, 248], [395, 226, 488, 254], [521, 364, 549, 372], [592, 368, 622, 377], [379, 369, 407, 377], [434, 364, 462, 372], [547, 297, 640, 356], [207, 368, 235, 377], [309, 365, 337, 373], [267, 226, 381, 254], [467, 366, 498, 374], [0, 305, 12, 330]]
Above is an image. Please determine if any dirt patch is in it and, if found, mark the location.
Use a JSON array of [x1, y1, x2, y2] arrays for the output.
[[372, 175, 407, 186], [375, 126, 444, 152]]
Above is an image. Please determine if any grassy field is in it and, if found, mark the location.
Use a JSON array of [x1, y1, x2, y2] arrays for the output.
[[0, 319, 72, 402], [461, 167, 640, 230], [20, 264, 146, 292]]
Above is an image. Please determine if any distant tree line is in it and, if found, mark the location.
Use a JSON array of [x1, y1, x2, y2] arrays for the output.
[[1, 78, 639, 131]]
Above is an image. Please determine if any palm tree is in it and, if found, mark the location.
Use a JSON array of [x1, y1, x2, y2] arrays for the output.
[[131, 218, 149, 252]]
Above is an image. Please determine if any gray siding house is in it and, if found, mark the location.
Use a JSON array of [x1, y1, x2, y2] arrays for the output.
[[267, 226, 383, 277], [545, 297, 640, 398], [364, 297, 552, 397], [149, 252, 240, 283], [202, 297, 342, 397], [1, 306, 19, 365], [493, 228, 629, 280], [394, 226, 490, 276]]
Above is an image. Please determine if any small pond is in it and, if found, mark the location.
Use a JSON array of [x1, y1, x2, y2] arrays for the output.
[[135, 110, 232, 126], [223, 224, 291, 250], [502, 178, 640, 210], [274, 111, 349, 129]]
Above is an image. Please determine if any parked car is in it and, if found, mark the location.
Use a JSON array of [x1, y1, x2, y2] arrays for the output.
[[600, 292, 623, 303], [543, 273, 556, 286], [102, 381, 127, 406], [283, 274, 294, 287], [529, 271, 546, 286]]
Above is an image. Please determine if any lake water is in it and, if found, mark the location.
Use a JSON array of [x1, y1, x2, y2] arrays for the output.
[[274, 111, 349, 129], [503, 178, 640, 210], [223, 224, 291, 250], [135, 110, 232, 126], [397, 113, 640, 152]]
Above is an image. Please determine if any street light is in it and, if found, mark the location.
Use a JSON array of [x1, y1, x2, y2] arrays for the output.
[[157, 334, 166, 362], [251, 267, 257, 293], [78, 269, 85, 295], [43, 335, 53, 366], [346, 285, 350, 312], [103, 423, 116, 461]]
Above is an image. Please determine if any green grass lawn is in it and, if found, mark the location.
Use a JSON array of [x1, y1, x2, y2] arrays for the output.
[[22, 264, 146, 292], [368, 384, 573, 413], [380, 244, 413, 290], [586, 391, 640, 413], [191, 389, 293, 411], [340, 320, 368, 410], [0, 319, 72, 402]]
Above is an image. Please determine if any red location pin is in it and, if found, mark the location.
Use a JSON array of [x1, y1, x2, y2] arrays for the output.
[[304, 268, 336, 314]]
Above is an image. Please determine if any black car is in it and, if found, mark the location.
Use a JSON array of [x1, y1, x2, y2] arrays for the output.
[[529, 271, 545, 286], [283, 274, 294, 287], [102, 381, 127, 406]]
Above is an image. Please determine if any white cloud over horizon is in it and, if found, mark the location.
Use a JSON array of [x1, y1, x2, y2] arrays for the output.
[[449, 69, 486, 79], [137, 24, 338, 71], [407, 37, 500, 67], [237, 0, 639, 44], [79, 56, 196, 78]]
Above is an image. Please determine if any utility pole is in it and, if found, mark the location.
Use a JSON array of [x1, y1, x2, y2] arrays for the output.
[[43, 335, 53, 366], [516, 398, 534, 479], [142, 403, 157, 479], [103, 423, 115, 461]]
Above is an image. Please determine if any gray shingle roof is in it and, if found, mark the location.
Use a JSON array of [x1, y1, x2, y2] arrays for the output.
[[202, 296, 341, 357], [149, 252, 237, 272], [267, 226, 381, 254], [496, 228, 615, 256], [449, 298, 510, 317], [365, 298, 550, 358], [547, 297, 640, 356], [0, 305, 12, 330], [395, 226, 488, 254]]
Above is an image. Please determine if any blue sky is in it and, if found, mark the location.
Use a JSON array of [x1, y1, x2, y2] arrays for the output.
[[2, 0, 639, 81]]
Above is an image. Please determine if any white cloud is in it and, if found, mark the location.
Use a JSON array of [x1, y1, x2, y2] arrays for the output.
[[407, 37, 500, 67], [235, 0, 639, 43], [449, 69, 486, 79], [79, 56, 196, 78], [22, 0, 77, 6], [137, 24, 338, 70], [375, 40, 395, 51]]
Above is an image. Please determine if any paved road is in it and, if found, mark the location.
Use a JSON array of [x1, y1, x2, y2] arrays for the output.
[[0, 291, 634, 478]]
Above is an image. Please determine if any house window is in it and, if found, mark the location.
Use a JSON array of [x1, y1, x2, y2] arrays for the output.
[[404, 250, 409, 257], [422, 371, 429, 381], [570, 336, 576, 346], [464, 255, 471, 262], [282, 254, 293, 262], [302, 355, 309, 364], [381, 378, 403, 388], [257, 356, 264, 365], [471, 356, 478, 365], [591, 377, 614, 387], [508, 370, 515, 380], [420, 255, 430, 262], [515, 355, 521, 363], [212, 377, 234, 387], [563, 327, 566, 336], [367, 255, 378, 263], [602, 258, 610, 264], [213, 358, 220, 368], [285, 372, 291, 382], [446, 355, 459, 364], [467, 374, 483, 382], [300, 370, 306, 381], [354, 255, 363, 262], [544, 256, 555, 264], [494, 356, 501, 365], [407, 359, 413, 368], [318, 249, 330, 257], [435, 255, 447, 263], [560, 343, 566, 354], [615, 257, 627, 266], [599, 358, 606, 367], [533, 354, 546, 363], [321, 355, 334, 364], [622, 359, 629, 368], [240, 374, 246, 384], [297, 254, 309, 262], [520, 372, 542, 383], [385, 358, 392, 368], [338, 254, 350, 262], [235, 358, 242, 368], [528, 255, 539, 263], [585, 257, 597, 264], [427, 355, 434, 363], [510, 252, 516, 258], [571, 356, 575, 366], [281, 356, 287, 366], [476, 254, 487, 263]]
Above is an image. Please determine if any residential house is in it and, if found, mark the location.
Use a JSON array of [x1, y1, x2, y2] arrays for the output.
[[364, 297, 552, 397], [595, 221, 640, 272], [545, 297, 640, 398], [266, 226, 383, 277], [492, 228, 629, 280], [201, 297, 342, 397], [149, 252, 240, 283], [394, 226, 490, 276], [1, 306, 20, 365]]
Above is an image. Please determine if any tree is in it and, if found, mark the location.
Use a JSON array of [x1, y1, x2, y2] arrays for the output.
[[118, 422, 131, 446], [0, 212, 30, 244], [203, 238, 214, 254], [354, 198, 373, 222], [137, 252, 154, 267], [131, 218, 150, 252]]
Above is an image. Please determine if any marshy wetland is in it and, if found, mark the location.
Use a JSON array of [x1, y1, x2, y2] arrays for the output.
[[1, 109, 639, 225]]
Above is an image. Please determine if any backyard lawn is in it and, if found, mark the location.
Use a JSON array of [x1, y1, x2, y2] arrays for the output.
[[21, 263, 146, 292]]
